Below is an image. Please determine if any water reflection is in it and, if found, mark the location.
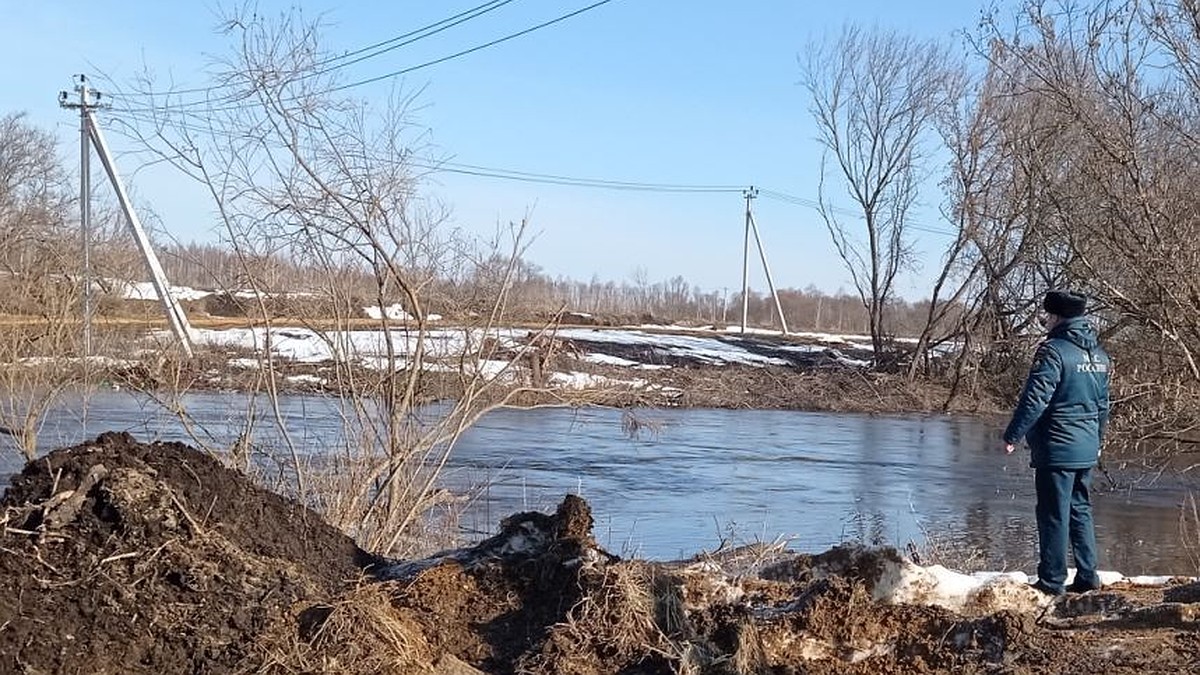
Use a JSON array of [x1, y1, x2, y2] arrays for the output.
[[11, 391, 1197, 574]]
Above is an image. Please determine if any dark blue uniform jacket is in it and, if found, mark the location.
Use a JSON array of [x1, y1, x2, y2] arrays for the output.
[[1003, 317, 1111, 469]]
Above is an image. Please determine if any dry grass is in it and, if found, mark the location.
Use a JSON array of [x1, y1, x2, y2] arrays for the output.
[[517, 561, 685, 674], [655, 366, 1003, 414], [905, 518, 991, 574], [249, 581, 434, 675]]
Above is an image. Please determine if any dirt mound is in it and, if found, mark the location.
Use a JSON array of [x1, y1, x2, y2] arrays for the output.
[[0, 432, 374, 674], [262, 511, 1200, 675], [3, 436, 1199, 674]]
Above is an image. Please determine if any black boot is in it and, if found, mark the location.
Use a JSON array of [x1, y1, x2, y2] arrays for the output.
[[1030, 579, 1065, 596], [1066, 578, 1101, 593]]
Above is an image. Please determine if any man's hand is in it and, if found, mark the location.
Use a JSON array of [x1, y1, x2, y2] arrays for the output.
[[1005, 443, 1015, 454]]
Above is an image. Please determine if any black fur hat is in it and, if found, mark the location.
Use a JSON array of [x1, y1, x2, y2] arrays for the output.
[[1043, 290, 1087, 318]]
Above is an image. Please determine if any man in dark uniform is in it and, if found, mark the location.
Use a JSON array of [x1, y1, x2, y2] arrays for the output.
[[1003, 290, 1111, 596]]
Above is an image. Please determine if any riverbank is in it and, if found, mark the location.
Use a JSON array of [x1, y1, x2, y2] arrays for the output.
[[1, 434, 1196, 674], [88, 322, 1006, 416]]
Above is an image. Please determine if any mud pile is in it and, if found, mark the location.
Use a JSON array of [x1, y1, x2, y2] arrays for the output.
[[0, 432, 374, 674], [2, 434, 1199, 674]]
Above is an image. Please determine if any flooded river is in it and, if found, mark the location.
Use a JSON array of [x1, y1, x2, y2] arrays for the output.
[[12, 391, 1196, 574]]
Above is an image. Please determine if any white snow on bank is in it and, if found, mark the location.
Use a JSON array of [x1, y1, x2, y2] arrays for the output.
[[557, 328, 791, 367], [1117, 574, 1180, 586], [407, 358, 511, 381], [186, 327, 525, 363], [363, 304, 411, 320], [724, 326, 878, 347], [859, 552, 1196, 613], [16, 355, 137, 369], [582, 353, 640, 367], [548, 371, 648, 390], [580, 353, 672, 370], [870, 560, 1039, 612], [118, 281, 212, 302], [285, 374, 326, 386], [189, 325, 809, 369], [116, 280, 314, 303], [720, 325, 787, 337], [180, 325, 881, 378], [362, 304, 445, 322]]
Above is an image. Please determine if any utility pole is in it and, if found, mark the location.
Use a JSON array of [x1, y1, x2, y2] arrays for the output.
[[747, 193, 789, 335], [738, 186, 790, 335], [59, 75, 104, 356], [59, 74, 195, 358], [740, 187, 755, 334]]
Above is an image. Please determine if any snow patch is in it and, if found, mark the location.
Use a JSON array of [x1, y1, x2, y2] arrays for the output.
[[557, 328, 790, 367], [364, 304, 413, 321], [362, 305, 443, 321], [285, 374, 326, 386], [548, 371, 647, 390], [582, 353, 640, 367], [821, 547, 1196, 615], [117, 281, 212, 302]]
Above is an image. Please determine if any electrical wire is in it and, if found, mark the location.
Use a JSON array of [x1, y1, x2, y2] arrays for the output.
[[103, 106, 743, 194], [313, 1, 515, 69], [106, 0, 518, 106], [420, 160, 744, 192], [103, 107, 964, 235], [110, 0, 616, 116], [759, 188, 959, 237], [102, 107, 965, 224], [327, 0, 616, 94], [312, 0, 519, 77]]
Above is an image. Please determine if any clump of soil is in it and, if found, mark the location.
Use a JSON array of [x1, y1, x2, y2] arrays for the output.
[[0, 432, 374, 674], [4, 434, 1200, 674]]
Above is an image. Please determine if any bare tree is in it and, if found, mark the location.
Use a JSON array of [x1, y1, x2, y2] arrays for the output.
[[0, 113, 78, 459], [114, 9, 569, 554], [801, 25, 958, 364], [949, 0, 1200, 459]]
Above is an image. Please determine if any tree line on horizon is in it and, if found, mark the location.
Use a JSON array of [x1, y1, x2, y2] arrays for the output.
[[155, 240, 946, 336]]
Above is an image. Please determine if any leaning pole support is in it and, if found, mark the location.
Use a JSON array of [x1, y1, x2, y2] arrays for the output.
[[86, 109, 195, 358]]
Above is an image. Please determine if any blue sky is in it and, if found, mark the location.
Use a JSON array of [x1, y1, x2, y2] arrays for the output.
[[2, 1, 993, 299]]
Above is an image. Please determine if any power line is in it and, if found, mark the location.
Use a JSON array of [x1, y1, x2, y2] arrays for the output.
[[312, 0, 520, 76], [759, 188, 959, 237], [110, 0, 617, 116], [104, 106, 743, 194], [102, 108, 965, 226], [420, 160, 744, 192], [328, 0, 617, 94], [106, 0, 519, 107], [102, 106, 965, 233]]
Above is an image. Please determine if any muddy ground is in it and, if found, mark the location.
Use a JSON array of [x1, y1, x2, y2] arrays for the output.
[[1, 434, 1196, 674]]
